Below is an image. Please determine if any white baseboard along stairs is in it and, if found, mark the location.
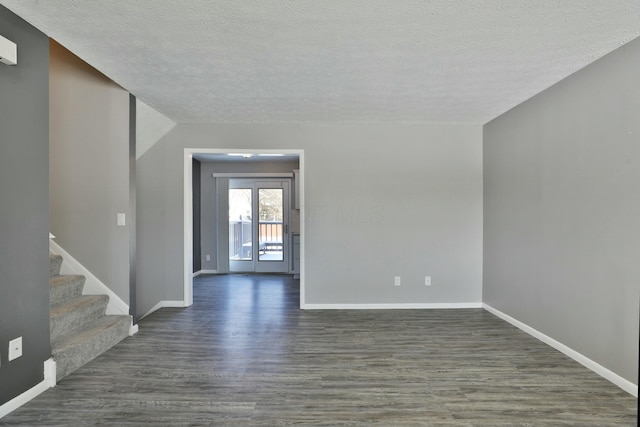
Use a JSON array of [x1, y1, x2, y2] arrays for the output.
[[49, 254, 132, 380]]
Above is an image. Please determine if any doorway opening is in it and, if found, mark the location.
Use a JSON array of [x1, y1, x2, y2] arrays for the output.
[[183, 148, 305, 308]]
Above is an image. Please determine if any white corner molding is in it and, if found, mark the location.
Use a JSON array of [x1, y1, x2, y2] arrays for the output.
[[183, 151, 194, 308], [301, 302, 483, 310], [49, 240, 129, 316], [0, 35, 17, 66], [43, 358, 56, 388], [129, 323, 139, 336], [483, 304, 638, 397], [0, 359, 56, 419]]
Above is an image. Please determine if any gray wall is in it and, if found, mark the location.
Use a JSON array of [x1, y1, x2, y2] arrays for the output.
[[0, 5, 50, 404], [198, 159, 300, 272], [49, 41, 132, 304], [484, 37, 640, 382], [192, 159, 201, 272], [137, 123, 482, 315]]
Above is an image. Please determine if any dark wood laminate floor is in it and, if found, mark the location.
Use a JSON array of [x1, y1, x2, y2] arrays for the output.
[[2, 274, 636, 426]]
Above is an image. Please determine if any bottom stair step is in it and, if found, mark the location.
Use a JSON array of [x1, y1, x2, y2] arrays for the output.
[[53, 314, 131, 380]]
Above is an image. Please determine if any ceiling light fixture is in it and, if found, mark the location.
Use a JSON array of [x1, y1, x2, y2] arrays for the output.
[[227, 153, 253, 158]]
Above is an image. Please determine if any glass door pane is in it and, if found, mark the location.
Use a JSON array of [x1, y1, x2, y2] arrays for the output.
[[258, 188, 284, 262], [229, 188, 253, 261]]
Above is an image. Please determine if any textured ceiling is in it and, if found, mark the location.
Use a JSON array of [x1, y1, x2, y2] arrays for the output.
[[2, 1, 639, 124]]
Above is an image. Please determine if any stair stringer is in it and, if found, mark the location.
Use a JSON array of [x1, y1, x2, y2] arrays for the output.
[[49, 239, 129, 317]]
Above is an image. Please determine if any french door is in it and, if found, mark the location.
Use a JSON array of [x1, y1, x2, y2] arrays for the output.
[[228, 179, 290, 273]]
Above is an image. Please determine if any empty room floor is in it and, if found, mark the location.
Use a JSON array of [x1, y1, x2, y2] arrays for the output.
[[1, 274, 636, 426]]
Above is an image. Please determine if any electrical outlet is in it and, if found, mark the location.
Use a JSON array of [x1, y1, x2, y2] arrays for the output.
[[206, 254, 211, 261], [394, 276, 401, 286], [117, 213, 126, 226], [8, 336, 22, 361], [425, 276, 431, 286]]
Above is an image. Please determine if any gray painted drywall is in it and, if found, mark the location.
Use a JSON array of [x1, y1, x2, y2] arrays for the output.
[[192, 159, 201, 272], [0, 5, 50, 404], [129, 94, 137, 322], [136, 123, 482, 315], [49, 41, 131, 304], [135, 99, 176, 159], [198, 160, 300, 272], [484, 37, 640, 383], [215, 178, 230, 275]]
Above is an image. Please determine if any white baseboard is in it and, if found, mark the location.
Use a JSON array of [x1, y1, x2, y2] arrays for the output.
[[483, 303, 638, 397], [50, 240, 129, 316], [43, 358, 56, 388], [193, 269, 217, 277], [140, 300, 186, 320], [301, 302, 483, 310], [0, 359, 56, 419], [129, 323, 139, 336]]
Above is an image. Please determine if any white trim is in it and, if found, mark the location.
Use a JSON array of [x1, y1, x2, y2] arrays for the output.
[[302, 302, 483, 310], [140, 300, 186, 320], [129, 323, 139, 336], [483, 303, 638, 397], [44, 358, 56, 388], [49, 240, 129, 316], [212, 172, 293, 178], [0, 359, 56, 419], [184, 152, 194, 307], [193, 269, 218, 277], [298, 153, 305, 308], [49, 232, 55, 239], [184, 148, 305, 310]]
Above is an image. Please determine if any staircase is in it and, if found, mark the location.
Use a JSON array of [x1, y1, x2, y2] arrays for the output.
[[49, 254, 131, 380]]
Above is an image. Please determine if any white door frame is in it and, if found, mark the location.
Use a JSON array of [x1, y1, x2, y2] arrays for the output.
[[183, 148, 305, 308]]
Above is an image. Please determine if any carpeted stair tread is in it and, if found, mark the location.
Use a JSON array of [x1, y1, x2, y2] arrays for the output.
[[49, 254, 63, 277], [52, 314, 130, 352], [50, 294, 109, 345], [52, 314, 131, 379], [50, 274, 85, 305], [50, 294, 108, 318], [48, 253, 134, 380]]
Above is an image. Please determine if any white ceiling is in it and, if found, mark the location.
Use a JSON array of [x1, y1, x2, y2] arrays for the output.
[[2, 1, 639, 124]]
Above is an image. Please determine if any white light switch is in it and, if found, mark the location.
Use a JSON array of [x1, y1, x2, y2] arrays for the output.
[[117, 213, 126, 226], [8, 337, 22, 361], [0, 35, 18, 66]]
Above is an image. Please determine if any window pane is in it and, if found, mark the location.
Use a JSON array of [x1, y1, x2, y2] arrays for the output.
[[258, 188, 283, 261], [229, 188, 252, 260]]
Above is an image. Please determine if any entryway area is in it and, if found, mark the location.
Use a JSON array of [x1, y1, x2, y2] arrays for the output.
[[183, 148, 305, 308]]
